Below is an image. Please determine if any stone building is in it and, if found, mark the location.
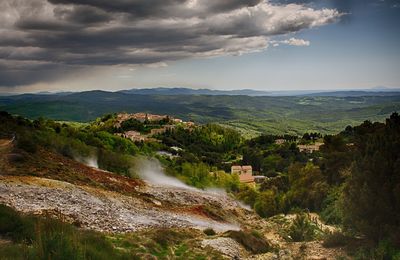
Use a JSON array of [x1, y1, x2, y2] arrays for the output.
[[231, 165, 255, 185]]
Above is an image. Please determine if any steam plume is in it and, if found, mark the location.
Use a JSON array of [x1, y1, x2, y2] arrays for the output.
[[134, 157, 196, 190]]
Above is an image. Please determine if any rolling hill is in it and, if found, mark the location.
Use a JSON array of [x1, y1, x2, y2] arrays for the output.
[[1, 90, 400, 136]]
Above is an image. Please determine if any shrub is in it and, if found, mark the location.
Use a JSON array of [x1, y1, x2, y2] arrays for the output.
[[287, 214, 318, 242], [151, 229, 188, 248], [226, 230, 270, 254], [16, 131, 37, 153], [0, 204, 35, 243], [203, 228, 216, 236], [322, 231, 349, 248], [254, 190, 279, 218], [236, 185, 259, 207], [251, 230, 263, 239], [320, 186, 344, 225]]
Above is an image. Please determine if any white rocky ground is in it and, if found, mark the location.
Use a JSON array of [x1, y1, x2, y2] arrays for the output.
[[0, 175, 349, 259], [0, 176, 243, 233]]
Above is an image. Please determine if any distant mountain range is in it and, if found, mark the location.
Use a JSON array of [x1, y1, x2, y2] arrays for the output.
[[119, 87, 400, 97], [1, 87, 400, 97], [118, 88, 272, 96]]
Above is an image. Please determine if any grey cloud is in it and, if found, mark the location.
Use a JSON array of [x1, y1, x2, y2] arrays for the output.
[[197, 0, 263, 13], [16, 19, 80, 31], [47, 0, 188, 18], [0, 0, 341, 87], [46, 0, 262, 18], [54, 5, 112, 24]]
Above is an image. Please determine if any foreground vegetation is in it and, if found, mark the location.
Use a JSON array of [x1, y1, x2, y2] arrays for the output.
[[0, 205, 223, 259]]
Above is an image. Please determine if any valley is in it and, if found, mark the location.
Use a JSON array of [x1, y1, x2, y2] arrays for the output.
[[1, 91, 400, 136]]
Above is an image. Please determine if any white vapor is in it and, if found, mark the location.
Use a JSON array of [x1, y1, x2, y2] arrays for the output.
[[134, 157, 196, 190], [76, 155, 99, 168], [134, 157, 253, 211]]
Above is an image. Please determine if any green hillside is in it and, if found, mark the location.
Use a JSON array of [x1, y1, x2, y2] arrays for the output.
[[1, 92, 400, 136]]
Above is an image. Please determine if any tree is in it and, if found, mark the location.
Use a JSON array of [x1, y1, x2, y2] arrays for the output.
[[319, 134, 352, 185], [342, 113, 400, 244], [286, 162, 328, 211], [237, 185, 259, 207], [181, 162, 211, 189], [254, 190, 279, 218]]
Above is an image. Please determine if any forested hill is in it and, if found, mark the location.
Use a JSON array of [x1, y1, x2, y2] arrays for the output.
[[1, 91, 400, 135]]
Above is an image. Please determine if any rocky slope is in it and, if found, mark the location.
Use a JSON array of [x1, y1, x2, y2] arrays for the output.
[[0, 175, 245, 233]]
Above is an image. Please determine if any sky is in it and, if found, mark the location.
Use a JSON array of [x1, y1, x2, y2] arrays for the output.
[[0, 0, 399, 93]]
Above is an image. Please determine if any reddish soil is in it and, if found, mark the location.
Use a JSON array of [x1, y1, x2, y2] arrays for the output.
[[177, 205, 225, 221], [0, 141, 143, 195]]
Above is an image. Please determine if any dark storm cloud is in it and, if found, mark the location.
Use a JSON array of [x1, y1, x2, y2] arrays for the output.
[[0, 0, 341, 87], [16, 19, 80, 31], [47, 0, 263, 17], [47, 0, 188, 17], [54, 5, 112, 24]]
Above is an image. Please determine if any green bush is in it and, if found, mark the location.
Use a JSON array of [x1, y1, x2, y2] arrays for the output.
[[181, 162, 211, 189], [16, 131, 37, 153], [286, 163, 328, 211], [203, 228, 216, 236], [287, 214, 318, 242], [236, 185, 259, 207], [226, 230, 270, 254], [320, 186, 344, 225], [254, 190, 279, 218], [97, 149, 135, 175]]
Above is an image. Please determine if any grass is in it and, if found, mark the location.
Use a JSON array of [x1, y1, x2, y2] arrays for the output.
[[0, 205, 132, 260], [108, 229, 223, 259], [0, 205, 223, 259]]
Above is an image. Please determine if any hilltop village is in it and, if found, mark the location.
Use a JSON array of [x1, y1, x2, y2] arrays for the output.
[[113, 112, 195, 142], [112, 112, 324, 187]]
